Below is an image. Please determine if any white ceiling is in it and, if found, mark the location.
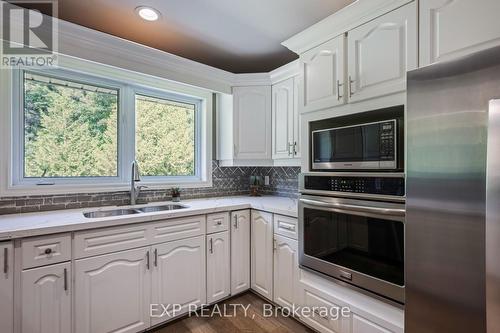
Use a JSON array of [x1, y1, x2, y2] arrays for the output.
[[35, 0, 356, 72]]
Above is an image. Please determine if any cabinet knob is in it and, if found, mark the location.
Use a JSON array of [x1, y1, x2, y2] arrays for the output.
[[44, 248, 52, 255]]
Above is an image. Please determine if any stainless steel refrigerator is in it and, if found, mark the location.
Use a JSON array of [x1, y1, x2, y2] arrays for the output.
[[406, 45, 500, 333]]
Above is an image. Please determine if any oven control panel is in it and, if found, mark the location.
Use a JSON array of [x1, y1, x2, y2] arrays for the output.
[[303, 174, 405, 197]]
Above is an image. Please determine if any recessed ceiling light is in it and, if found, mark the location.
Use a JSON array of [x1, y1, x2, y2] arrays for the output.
[[135, 6, 160, 21]]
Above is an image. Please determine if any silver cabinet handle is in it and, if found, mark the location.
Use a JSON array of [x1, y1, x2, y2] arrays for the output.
[[209, 238, 213, 254], [279, 223, 296, 231], [287, 142, 292, 156], [146, 251, 150, 270], [293, 142, 297, 156], [348, 76, 355, 97], [3, 247, 8, 274], [154, 248, 158, 267], [273, 239, 277, 251], [216, 221, 222, 226], [313, 309, 328, 319], [233, 214, 238, 229], [63, 268, 68, 291], [336, 80, 343, 100], [299, 198, 405, 217]]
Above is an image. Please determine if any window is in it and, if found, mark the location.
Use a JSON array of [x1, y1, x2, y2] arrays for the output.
[[6, 66, 212, 194], [23, 72, 119, 178], [135, 94, 196, 177]]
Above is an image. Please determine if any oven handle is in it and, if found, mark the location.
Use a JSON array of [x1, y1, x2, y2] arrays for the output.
[[299, 198, 405, 217]]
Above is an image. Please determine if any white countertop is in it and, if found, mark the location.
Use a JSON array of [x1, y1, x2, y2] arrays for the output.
[[0, 196, 298, 240]]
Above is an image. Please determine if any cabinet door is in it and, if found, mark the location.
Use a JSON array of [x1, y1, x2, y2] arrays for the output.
[[292, 77, 301, 158], [251, 210, 274, 300], [75, 247, 150, 333], [348, 2, 417, 102], [230, 210, 251, 295], [0, 242, 13, 333], [233, 86, 272, 160], [272, 77, 295, 159], [207, 231, 230, 304], [273, 235, 298, 308], [21, 262, 71, 333], [151, 236, 206, 325], [300, 34, 345, 113], [420, 0, 500, 65]]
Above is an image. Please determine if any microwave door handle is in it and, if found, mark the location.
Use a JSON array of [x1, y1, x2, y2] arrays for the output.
[[299, 198, 405, 217]]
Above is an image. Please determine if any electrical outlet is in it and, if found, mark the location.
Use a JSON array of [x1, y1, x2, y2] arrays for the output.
[[264, 176, 270, 186]]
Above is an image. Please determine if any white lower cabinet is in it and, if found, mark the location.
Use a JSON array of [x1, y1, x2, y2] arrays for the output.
[[75, 247, 151, 333], [151, 236, 206, 325], [230, 210, 251, 295], [1, 242, 13, 333], [352, 313, 392, 333], [273, 234, 298, 308], [21, 262, 71, 333], [300, 285, 350, 333], [251, 210, 274, 300], [207, 231, 230, 304]]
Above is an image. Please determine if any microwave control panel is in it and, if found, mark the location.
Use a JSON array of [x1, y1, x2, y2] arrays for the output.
[[379, 121, 396, 160]]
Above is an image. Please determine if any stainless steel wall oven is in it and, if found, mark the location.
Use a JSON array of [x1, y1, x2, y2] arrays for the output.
[[299, 173, 406, 304]]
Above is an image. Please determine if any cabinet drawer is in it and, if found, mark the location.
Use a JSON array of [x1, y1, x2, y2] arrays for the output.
[[301, 286, 350, 333], [273, 214, 297, 239], [21, 234, 71, 269], [74, 224, 149, 259], [150, 215, 206, 244], [207, 212, 229, 234]]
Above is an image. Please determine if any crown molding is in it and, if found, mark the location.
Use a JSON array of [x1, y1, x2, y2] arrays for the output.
[[269, 59, 300, 84], [232, 73, 272, 87], [282, 0, 413, 55], [57, 19, 237, 93]]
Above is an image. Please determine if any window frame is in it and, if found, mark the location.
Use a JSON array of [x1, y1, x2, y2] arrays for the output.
[[2, 59, 212, 196], [13, 68, 126, 186], [132, 86, 203, 184]]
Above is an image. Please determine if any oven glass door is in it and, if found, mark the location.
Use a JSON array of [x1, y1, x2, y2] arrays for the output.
[[300, 197, 405, 287]]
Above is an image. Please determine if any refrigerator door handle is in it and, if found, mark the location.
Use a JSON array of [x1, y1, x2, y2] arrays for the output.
[[486, 99, 500, 333]]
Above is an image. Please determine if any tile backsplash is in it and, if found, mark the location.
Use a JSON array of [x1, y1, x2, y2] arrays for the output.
[[0, 161, 300, 215]]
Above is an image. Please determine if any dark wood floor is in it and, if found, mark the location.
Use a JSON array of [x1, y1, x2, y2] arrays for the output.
[[152, 292, 314, 333]]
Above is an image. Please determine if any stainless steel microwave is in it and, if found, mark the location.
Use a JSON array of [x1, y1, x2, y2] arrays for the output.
[[311, 116, 402, 171]]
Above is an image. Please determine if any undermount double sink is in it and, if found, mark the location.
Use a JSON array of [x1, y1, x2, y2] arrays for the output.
[[83, 204, 187, 218]]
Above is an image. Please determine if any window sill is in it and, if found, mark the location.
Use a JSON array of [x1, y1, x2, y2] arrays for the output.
[[1, 179, 213, 197]]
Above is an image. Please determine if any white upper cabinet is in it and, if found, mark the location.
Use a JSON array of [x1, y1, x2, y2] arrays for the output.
[[75, 247, 151, 333], [272, 77, 300, 160], [0, 242, 13, 333], [22, 263, 71, 333], [420, 0, 500, 65], [299, 34, 346, 113], [347, 2, 417, 103], [207, 231, 230, 304], [251, 210, 274, 301], [233, 86, 272, 160], [230, 210, 251, 295]]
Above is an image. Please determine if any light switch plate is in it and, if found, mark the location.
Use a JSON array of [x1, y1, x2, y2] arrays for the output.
[[264, 176, 270, 186]]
